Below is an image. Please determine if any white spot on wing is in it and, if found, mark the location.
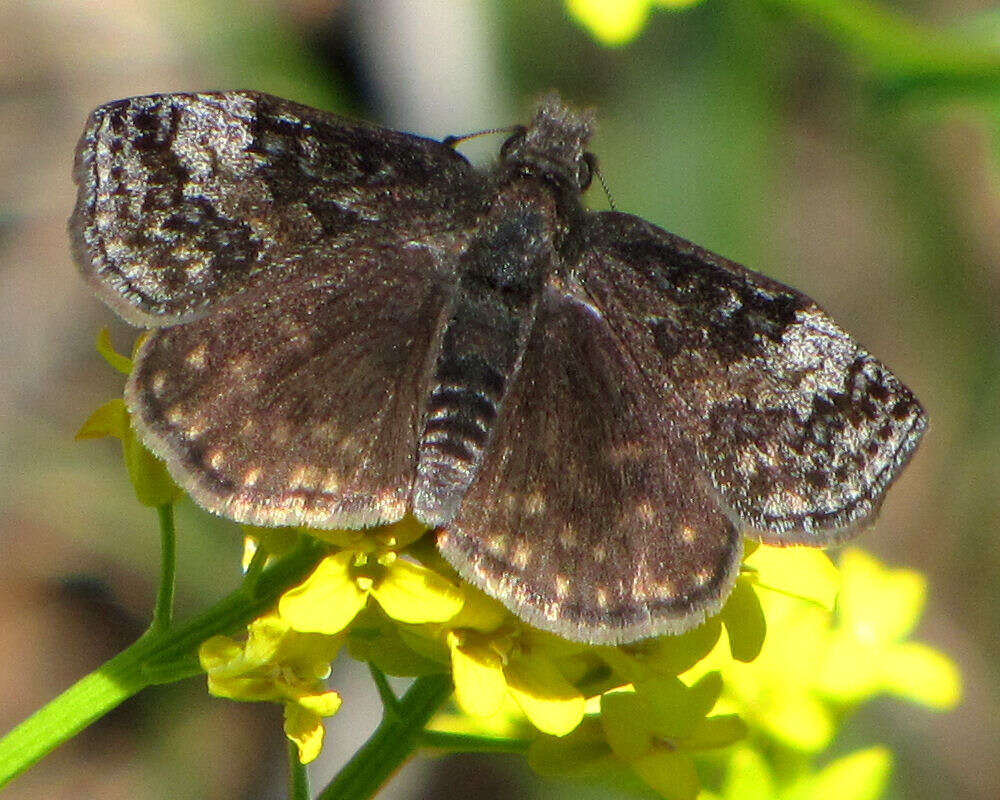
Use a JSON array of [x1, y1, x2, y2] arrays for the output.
[[185, 342, 208, 369], [150, 372, 167, 396], [525, 491, 547, 515]]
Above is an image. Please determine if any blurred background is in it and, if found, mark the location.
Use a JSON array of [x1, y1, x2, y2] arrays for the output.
[[0, 0, 997, 798]]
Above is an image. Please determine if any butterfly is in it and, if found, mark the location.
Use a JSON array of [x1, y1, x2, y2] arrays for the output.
[[70, 91, 926, 644]]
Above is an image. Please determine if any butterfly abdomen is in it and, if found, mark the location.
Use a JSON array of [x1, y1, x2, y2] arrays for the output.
[[412, 184, 560, 526]]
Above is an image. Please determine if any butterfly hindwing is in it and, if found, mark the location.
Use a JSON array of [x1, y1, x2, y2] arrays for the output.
[[576, 211, 926, 542], [440, 281, 743, 645], [127, 243, 452, 529]]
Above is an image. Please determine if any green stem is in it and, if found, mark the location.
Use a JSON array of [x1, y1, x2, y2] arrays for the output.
[[0, 537, 325, 788], [368, 664, 401, 719], [419, 730, 531, 755], [288, 739, 311, 800], [150, 504, 177, 632], [244, 544, 269, 587], [316, 674, 453, 800]]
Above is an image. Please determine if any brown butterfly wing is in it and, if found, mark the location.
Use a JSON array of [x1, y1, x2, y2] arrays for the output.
[[439, 282, 743, 645], [71, 90, 481, 325], [575, 212, 926, 543], [127, 243, 452, 529]]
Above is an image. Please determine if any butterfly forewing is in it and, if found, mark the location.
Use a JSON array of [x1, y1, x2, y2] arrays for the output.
[[439, 283, 743, 644], [576, 212, 926, 542], [71, 91, 482, 325]]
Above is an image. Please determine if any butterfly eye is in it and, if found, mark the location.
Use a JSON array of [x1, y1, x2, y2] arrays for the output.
[[577, 152, 597, 191], [500, 126, 528, 160]]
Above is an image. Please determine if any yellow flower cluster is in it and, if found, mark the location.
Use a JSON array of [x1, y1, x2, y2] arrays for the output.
[[81, 331, 962, 795]]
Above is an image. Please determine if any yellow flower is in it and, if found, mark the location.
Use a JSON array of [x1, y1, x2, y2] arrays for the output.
[[686, 544, 959, 753], [684, 545, 844, 751], [199, 614, 343, 763], [566, 0, 704, 46], [816, 548, 961, 709], [278, 519, 465, 635], [602, 674, 746, 800], [419, 585, 584, 737], [448, 625, 587, 737], [529, 673, 745, 800]]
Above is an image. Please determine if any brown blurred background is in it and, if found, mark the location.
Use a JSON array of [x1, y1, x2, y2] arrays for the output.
[[1, 1, 997, 798]]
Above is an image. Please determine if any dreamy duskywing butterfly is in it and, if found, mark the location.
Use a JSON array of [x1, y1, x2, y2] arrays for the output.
[[70, 91, 925, 644]]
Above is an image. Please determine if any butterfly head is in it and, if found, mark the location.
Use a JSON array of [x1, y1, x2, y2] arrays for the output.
[[500, 93, 597, 194]]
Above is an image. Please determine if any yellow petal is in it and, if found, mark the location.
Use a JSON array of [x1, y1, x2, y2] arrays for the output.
[[764, 687, 833, 752], [372, 558, 464, 623], [527, 717, 615, 776], [447, 584, 511, 633], [878, 642, 962, 709], [719, 577, 766, 663], [279, 551, 369, 634], [632, 750, 700, 800], [505, 653, 585, 736], [198, 635, 243, 672], [449, 632, 507, 718], [95, 327, 133, 374], [244, 614, 292, 664], [721, 746, 775, 800], [609, 619, 722, 681], [815, 633, 880, 702], [838, 549, 926, 643], [207, 673, 282, 702], [566, 0, 650, 46], [600, 689, 652, 759], [635, 672, 723, 740], [296, 690, 343, 718], [807, 746, 892, 800], [121, 424, 180, 506], [374, 515, 429, 549], [748, 545, 840, 611], [284, 704, 325, 764], [683, 714, 747, 751]]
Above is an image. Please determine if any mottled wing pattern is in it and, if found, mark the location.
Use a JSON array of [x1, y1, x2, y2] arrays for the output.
[[127, 244, 451, 529], [439, 284, 743, 644], [70, 91, 480, 325], [576, 212, 927, 542]]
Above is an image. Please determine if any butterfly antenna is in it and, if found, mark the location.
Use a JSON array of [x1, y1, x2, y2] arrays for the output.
[[443, 125, 521, 148], [595, 164, 616, 210]]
